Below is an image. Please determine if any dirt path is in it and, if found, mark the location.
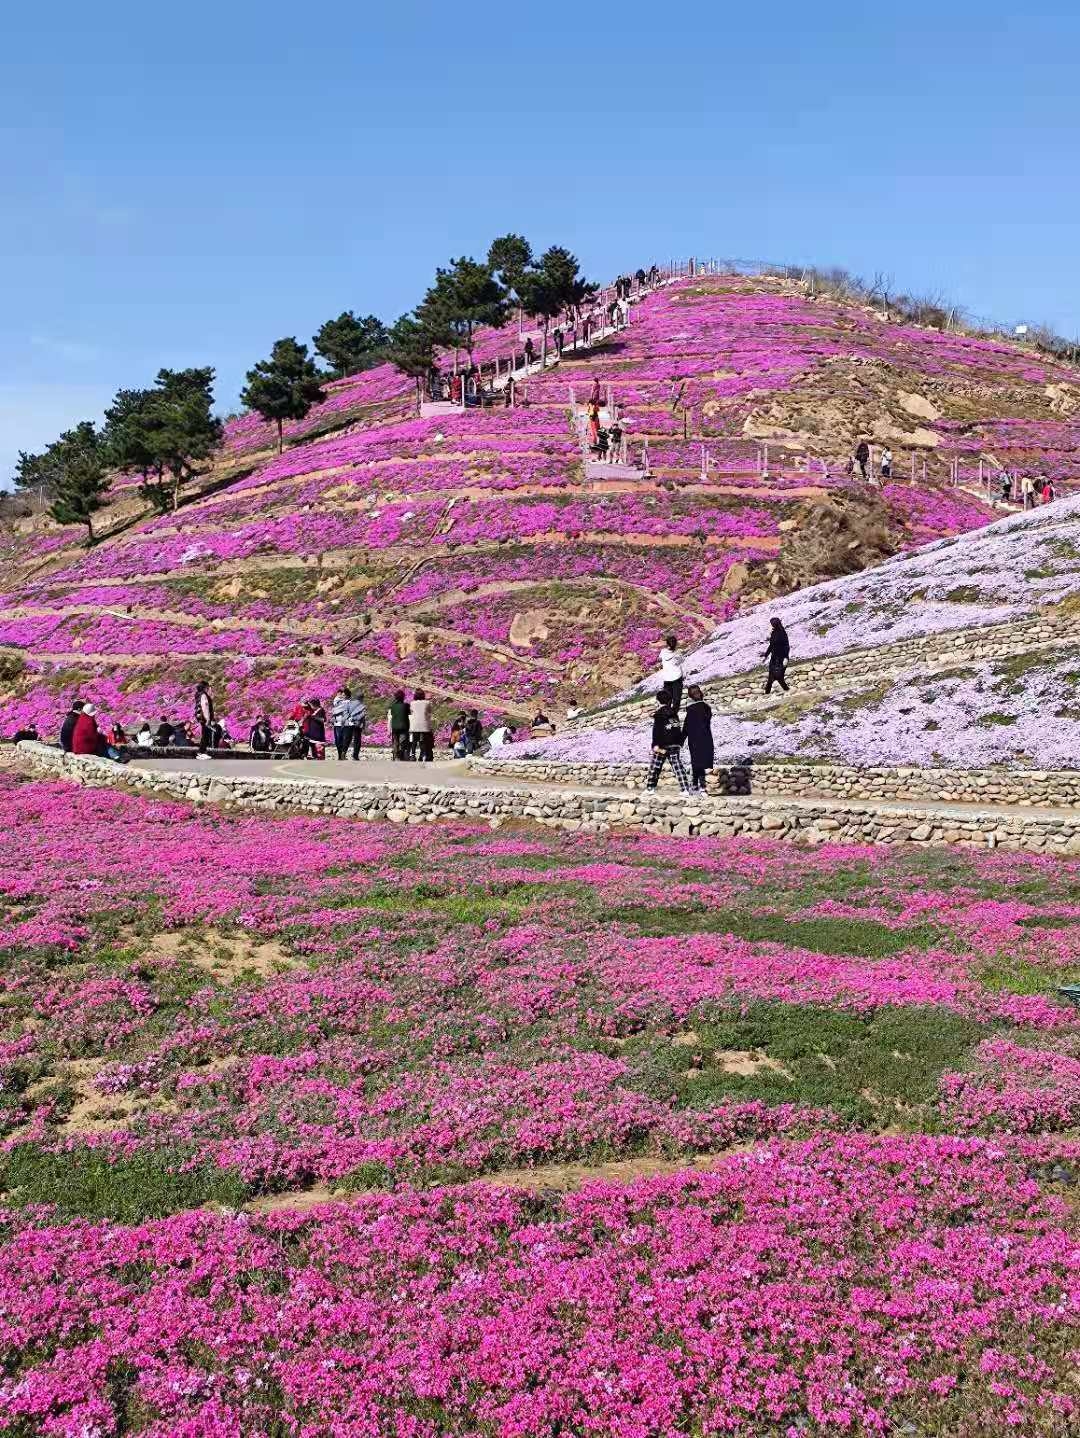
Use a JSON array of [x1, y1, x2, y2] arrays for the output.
[[242, 1147, 750, 1213], [113, 477, 805, 544], [2, 646, 536, 719], [0, 603, 568, 676], [34, 531, 780, 591]]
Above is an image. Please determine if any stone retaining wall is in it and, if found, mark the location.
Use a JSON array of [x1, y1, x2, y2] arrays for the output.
[[14, 743, 1080, 854], [471, 756, 1080, 808]]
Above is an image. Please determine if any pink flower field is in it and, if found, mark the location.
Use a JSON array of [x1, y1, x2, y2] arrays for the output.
[[2, 770, 1080, 1434], [9, 269, 1065, 741]]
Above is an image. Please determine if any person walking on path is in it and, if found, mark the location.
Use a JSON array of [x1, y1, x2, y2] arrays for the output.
[[332, 688, 353, 760], [879, 447, 892, 482], [194, 681, 215, 758], [345, 691, 367, 757], [553, 327, 564, 358], [682, 685, 714, 791], [409, 688, 434, 763], [764, 617, 790, 694], [523, 337, 535, 369], [645, 698, 693, 794], [387, 690, 411, 760], [658, 634, 684, 713], [1021, 474, 1035, 510], [854, 441, 870, 481], [1000, 471, 1013, 508], [60, 699, 84, 753]]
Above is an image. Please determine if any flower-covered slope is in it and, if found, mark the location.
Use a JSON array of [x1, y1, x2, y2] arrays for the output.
[[8, 270, 1080, 740], [517, 493, 1080, 768]]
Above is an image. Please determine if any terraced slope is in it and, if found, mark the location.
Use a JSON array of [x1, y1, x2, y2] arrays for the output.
[[6, 271, 1080, 740], [515, 493, 1080, 769]]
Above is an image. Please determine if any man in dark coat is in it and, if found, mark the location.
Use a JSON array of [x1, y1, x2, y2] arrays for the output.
[[764, 617, 790, 694], [59, 700, 84, 753], [854, 440, 870, 480], [645, 699, 693, 794], [681, 685, 714, 791]]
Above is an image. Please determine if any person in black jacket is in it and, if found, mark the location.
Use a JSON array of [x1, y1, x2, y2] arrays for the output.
[[645, 699, 693, 793], [682, 685, 714, 791], [59, 700, 84, 753], [764, 617, 790, 694]]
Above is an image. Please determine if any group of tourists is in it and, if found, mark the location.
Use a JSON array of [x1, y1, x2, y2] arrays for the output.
[[999, 471, 1057, 509], [647, 620, 791, 793]]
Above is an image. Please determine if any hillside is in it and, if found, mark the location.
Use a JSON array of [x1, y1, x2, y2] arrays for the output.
[[5, 269, 1080, 740], [514, 492, 1080, 769]]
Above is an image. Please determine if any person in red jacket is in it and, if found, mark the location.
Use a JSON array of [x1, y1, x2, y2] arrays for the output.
[[69, 704, 127, 763], [71, 704, 102, 755]]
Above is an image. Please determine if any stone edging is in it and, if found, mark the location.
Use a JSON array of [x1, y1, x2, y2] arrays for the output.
[[470, 756, 1080, 809], [12, 742, 1080, 854]]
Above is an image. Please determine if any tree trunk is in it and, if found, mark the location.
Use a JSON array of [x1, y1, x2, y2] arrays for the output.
[[86, 515, 95, 543], [277, 418, 284, 455], [415, 376, 422, 416], [541, 320, 548, 371]]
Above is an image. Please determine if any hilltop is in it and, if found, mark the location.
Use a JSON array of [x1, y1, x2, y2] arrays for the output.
[[3, 269, 1079, 740]]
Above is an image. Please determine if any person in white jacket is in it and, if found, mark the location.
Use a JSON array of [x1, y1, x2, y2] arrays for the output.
[[657, 635, 683, 713], [409, 688, 434, 763]]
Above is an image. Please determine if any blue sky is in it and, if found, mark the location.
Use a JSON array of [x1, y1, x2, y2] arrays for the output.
[[2, 0, 1079, 481]]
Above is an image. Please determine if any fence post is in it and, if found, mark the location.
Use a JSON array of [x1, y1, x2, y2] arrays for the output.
[[910, 452, 916, 487]]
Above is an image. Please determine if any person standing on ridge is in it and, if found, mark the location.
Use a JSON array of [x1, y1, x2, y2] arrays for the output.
[[645, 697, 693, 794], [194, 681, 215, 758], [682, 685, 714, 792], [880, 447, 892, 482], [658, 634, 684, 713], [854, 441, 870, 481], [764, 618, 790, 694]]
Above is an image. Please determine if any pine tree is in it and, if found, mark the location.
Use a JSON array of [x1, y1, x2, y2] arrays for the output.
[[519, 247, 597, 367], [417, 257, 507, 367], [488, 234, 533, 335], [105, 368, 223, 513], [47, 422, 108, 541], [383, 315, 437, 414], [313, 312, 388, 377], [241, 338, 326, 453]]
